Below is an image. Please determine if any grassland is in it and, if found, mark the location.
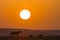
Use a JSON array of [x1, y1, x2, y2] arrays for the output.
[[0, 36, 60, 40]]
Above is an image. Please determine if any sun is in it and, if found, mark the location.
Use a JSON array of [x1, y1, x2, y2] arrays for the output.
[[20, 9, 31, 20]]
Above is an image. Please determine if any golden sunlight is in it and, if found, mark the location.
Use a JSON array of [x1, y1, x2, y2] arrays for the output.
[[20, 9, 31, 20]]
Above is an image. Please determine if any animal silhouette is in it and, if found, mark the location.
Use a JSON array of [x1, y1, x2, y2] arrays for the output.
[[10, 31, 21, 37], [38, 34, 44, 40]]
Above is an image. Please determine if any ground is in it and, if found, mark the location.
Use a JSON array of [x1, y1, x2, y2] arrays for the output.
[[0, 36, 60, 40]]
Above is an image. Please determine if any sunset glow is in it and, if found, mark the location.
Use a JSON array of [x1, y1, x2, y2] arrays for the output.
[[20, 9, 31, 20], [0, 0, 60, 30]]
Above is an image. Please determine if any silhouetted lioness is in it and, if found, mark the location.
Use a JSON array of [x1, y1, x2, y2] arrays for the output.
[[10, 31, 21, 37]]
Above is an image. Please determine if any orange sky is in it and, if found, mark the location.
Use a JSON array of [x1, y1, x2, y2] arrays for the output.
[[0, 0, 60, 30]]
